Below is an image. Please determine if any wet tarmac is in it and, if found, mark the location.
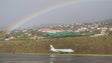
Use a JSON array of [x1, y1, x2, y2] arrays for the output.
[[0, 54, 112, 63]]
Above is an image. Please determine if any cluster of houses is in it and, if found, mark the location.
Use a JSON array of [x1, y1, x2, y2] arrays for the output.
[[4, 23, 112, 41], [37, 23, 111, 35], [38, 28, 64, 33]]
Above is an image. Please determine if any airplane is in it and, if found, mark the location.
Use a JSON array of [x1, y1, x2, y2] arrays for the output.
[[50, 44, 74, 53]]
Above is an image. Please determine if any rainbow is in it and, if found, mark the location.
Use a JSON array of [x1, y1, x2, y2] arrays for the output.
[[7, 0, 94, 34]]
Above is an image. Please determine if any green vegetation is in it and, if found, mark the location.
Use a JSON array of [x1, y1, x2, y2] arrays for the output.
[[43, 32, 84, 38], [0, 36, 112, 55]]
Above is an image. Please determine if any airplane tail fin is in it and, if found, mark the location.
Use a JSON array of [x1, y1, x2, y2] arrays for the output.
[[50, 44, 56, 51]]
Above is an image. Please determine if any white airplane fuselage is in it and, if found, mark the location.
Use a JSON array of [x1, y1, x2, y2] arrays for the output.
[[50, 45, 74, 53]]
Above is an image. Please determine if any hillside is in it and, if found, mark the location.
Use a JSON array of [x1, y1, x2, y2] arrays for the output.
[[0, 36, 112, 54], [100, 19, 112, 27]]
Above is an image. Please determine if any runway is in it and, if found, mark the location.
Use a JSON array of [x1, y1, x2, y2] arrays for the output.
[[0, 54, 112, 63]]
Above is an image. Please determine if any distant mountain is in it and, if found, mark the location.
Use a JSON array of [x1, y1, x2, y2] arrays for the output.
[[0, 26, 7, 31], [92, 19, 112, 27], [101, 19, 112, 24]]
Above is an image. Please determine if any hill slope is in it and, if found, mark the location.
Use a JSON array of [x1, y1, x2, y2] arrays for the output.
[[0, 36, 112, 54]]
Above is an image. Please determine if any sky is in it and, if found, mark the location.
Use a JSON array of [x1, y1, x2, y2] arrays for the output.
[[0, 0, 112, 29]]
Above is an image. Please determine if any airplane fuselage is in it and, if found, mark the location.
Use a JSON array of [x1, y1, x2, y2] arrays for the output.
[[53, 49, 74, 52], [50, 45, 74, 53]]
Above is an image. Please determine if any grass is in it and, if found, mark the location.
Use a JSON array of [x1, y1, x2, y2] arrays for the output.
[[0, 36, 112, 54]]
